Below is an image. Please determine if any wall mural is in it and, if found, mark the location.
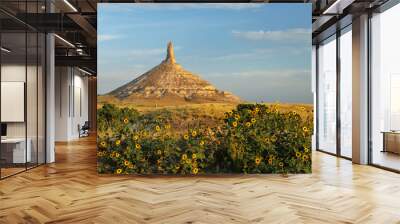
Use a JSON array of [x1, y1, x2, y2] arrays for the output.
[[97, 3, 313, 174]]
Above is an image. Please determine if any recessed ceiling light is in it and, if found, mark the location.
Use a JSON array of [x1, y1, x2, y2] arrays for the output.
[[63, 0, 78, 12], [54, 34, 75, 48], [1, 47, 11, 53], [78, 67, 93, 76]]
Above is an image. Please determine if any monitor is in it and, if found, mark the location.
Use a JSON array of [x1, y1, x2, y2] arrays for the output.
[[1, 123, 7, 137]]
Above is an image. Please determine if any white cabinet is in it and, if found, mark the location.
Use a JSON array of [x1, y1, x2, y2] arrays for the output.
[[1, 138, 32, 163]]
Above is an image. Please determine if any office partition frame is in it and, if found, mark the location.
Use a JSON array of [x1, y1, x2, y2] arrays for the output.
[[0, 1, 48, 180], [315, 24, 352, 161]]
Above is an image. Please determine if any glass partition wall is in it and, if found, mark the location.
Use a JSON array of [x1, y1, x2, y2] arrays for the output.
[[317, 35, 337, 155], [370, 3, 400, 171], [316, 25, 352, 159], [339, 26, 352, 159], [0, 5, 46, 179]]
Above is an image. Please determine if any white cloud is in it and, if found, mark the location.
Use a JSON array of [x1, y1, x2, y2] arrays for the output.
[[214, 49, 275, 60], [100, 3, 262, 12], [98, 34, 121, 41], [166, 3, 263, 10], [209, 69, 309, 78], [128, 46, 182, 58], [129, 48, 165, 57], [214, 47, 309, 61], [232, 28, 311, 42]]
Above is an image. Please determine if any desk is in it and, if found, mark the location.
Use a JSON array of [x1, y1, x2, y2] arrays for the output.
[[382, 131, 400, 154], [1, 138, 31, 163]]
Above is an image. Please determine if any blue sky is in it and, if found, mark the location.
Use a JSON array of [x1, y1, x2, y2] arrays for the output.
[[98, 3, 312, 103]]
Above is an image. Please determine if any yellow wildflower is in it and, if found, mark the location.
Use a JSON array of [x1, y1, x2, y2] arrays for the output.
[[182, 154, 188, 160], [255, 157, 261, 165], [232, 121, 238, 127], [235, 114, 240, 120], [175, 165, 180, 170], [135, 144, 141, 150], [116, 169, 122, 174], [184, 134, 189, 140], [302, 155, 309, 161], [192, 167, 199, 175], [268, 158, 273, 165], [155, 125, 161, 132], [100, 141, 106, 148], [124, 160, 130, 166], [302, 127, 308, 132], [123, 118, 129, 124], [279, 162, 284, 167], [271, 135, 277, 143], [255, 107, 260, 112], [304, 147, 310, 153], [251, 118, 256, 123], [115, 140, 121, 146], [296, 152, 301, 158], [133, 135, 139, 141], [199, 140, 205, 146], [115, 152, 120, 158], [246, 122, 251, 127], [192, 153, 197, 159], [191, 130, 197, 137]]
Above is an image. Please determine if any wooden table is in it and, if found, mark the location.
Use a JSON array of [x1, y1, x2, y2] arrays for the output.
[[382, 131, 400, 154]]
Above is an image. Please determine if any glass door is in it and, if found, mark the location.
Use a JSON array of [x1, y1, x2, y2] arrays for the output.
[[317, 35, 337, 154], [339, 26, 352, 158], [1, 30, 28, 178]]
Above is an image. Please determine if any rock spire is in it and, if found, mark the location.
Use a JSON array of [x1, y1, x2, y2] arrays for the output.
[[165, 41, 176, 64], [107, 41, 241, 104]]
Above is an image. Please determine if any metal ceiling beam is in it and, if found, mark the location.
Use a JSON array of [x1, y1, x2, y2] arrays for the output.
[[13, 13, 83, 32], [67, 13, 97, 46], [55, 55, 96, 73], [323, 0, 356, 14]]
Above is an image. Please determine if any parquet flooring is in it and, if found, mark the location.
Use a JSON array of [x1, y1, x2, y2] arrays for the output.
[[0, 136, 400, 224]]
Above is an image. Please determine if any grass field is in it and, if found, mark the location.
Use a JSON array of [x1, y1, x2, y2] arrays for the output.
[[97, 95, 313, 134]]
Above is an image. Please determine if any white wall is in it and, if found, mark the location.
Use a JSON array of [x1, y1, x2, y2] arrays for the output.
[[55, 67, 89, 141]]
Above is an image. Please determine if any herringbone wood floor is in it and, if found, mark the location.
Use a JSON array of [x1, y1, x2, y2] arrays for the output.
[[1, 136, 400, 224]]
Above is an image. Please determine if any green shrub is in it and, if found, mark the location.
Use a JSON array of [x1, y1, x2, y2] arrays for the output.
[[97, 103, 312, 174]]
